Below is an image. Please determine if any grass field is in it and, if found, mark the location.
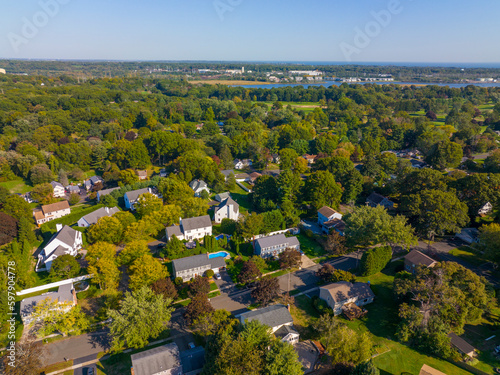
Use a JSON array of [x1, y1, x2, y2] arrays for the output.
[[39, 203, 104, 235], [0, 179, 31, 194], [449, 247, 488, 267], [229, 185, 252, 214], [295, 233, 325, 258]]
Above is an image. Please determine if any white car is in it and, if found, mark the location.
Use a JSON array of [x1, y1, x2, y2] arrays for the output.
[[214, 273, 221, 280]]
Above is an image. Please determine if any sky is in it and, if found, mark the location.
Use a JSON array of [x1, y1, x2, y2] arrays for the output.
[[0, 0, 499, 64]]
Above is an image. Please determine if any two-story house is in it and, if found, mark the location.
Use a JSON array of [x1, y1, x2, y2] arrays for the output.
[[478, 202, 493, 216], [189, 180, 210, 197], [96, 187, 120, 202], [254, 234, 300, 259], [165, 215, 213, 242], [404, 250, 437, 274], [77, 206, 120, 227], [214, 197, 239, 224], [33, 201, 71, 225], [233, 158, 252, 169], [172, 253, 226, 282], [365, 192, 394, 209], [51, 181, 66, 198], [84, 175, 104, 191], [319, 281, 375, 315], [36, 224, 82, 271], [20, 283, 77, 324], [238, 304, 300, 345], [318, 206, 342, 225], [124, 187, 152, 210]]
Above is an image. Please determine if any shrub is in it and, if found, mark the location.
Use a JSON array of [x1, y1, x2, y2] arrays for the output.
[[360, 246, 392, 276], [205, 269, 215, 278]]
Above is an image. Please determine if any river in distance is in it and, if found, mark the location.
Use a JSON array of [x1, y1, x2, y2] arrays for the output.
[[229, 81, 500, 89]]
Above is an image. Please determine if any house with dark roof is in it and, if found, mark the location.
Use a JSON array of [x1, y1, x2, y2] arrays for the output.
[[254, 234, 300, 259], [365, 192, 394, 209], [238, 304, 299, 345], [410, 159, 427, 169], [124, 187, 153, 210], [214, 192, 231, 202], [84, 175, 104, 191], [172, 253, 226, 282], [66, 185, 81, 195], [51, 181, 66, 198], [404, 250, 437, 274], [322, 218, 347, 235], [220, 170, 235, 181], [20, 283, 77, 324], [165, 215, 212, 242], [456, 228, 480, 244], [448, 332, 476, 358], [77, 206, 120, 227], [97, 187, 120, 202], [33, 201, 71, 225], [319, 281, 375, 315], [317, 206, 342, 225], [189, 180, 210, 197], [180, 346, 205, 375], [131, 342, 182, 375], [214, 198, 239, 224], [36, 224, 82, 271]]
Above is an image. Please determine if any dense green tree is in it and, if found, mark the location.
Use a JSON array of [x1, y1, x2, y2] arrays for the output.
[[50, 254, 81, 280], [425, 140, 463, 170], [119, 240, 150, 265], [86, 242, 120, 291], [478, 223, 500, 266], [87, 216, 123, 244], [360, 246, 392, 276], [2, 195, 32, 221], [304, 170, 343, 210], [135, 193, 163, 218], [129, 254, 169, 291]]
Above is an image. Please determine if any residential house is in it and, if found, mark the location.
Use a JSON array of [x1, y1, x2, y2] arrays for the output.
[[234, 173, 250, 182], [136, 170, 148, 180], [159, 168, 168, 178], [189, 180, 210, 197], [33, 201, 71, 225], [220, 169, 235, 181], [233, 158, 252, 169], [322, 218, 347, 235], [172, 253, 226, 282], [214, 192, 231, 202], [20, 283, 77, 324], [410, 159, 427, 169], [36, 224, 82, 271], [319, 281, 375, 315], [456, 228, 480, 244], [124, 187, 152, 210], [97, 187, 120, 202], [448, 333, 476, 358], [254, 234, 300, 259], [271, 153, 280, 163], [419, 364, 447, 375], [131, 342, 182, 375], [66, 185, 81, 195], [180, 346, 206, 375], [84, 175, 104, 191], [214, 197, 239, 224], [238, 304, 299, 345], [404, 250, 437, 274], [365, 192, 394, 209], [51, 181, 66, 198], [317, 206, 342, 225], [478, 202, 493, 216], [20, 192, 35, 203], [247, 172, 262, 184], [302, 154, 317, 165], [165, 215, 212, 242], [77, 206, 120, 227]]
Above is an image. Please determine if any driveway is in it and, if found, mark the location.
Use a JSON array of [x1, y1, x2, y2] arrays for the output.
[[300, 220, 323, 235], [148, 240, 166, 255], [214, 270, 234, 292]]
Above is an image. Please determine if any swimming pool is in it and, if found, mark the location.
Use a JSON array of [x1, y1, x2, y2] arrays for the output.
[[208, 251, 230, 259]]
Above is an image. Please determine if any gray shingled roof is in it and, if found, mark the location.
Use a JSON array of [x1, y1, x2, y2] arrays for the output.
[[255, 234, 297, 249], [89, 176, 103, 184], [238, 304, 293, 329], [217, 197, 239, 214], [215, 192, 231, 202], [166, 225, 183, 238], [448, 332, 475, 355], [274, 324, 299, 339], [131, 343, 181, 375], [172, 254, 226, 273], [181, 215, 212, 231], [125, 188, 150, 203], [180, 347, 206, 374], [189, 180, 208, 191], [47, 225, 77, 248], [366, 192, 386, 204], [321, 281, 375, 303], [51, 181, 64, 189], [98, 187, 120, 197], [20, 283, 74, 318], [66, 185, 80, 193], [221, 170, 234, 179], [80, 207, 120, 226]]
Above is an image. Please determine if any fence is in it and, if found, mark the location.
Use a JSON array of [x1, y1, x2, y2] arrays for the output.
[[16, 275, 93, 296]]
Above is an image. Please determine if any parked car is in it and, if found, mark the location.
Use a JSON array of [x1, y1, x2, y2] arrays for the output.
[[86, 367, 95, 375], [214, 273, 220, 280]]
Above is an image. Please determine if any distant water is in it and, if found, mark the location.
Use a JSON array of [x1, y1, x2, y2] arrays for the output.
[[230, 81, 500, 89], [243, 61, 500, 69]]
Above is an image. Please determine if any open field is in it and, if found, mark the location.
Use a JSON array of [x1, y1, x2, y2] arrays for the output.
[[0, 179, 31, 194]]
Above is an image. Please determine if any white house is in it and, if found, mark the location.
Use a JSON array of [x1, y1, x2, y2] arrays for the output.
[[317, 206, 342, 225], [319, 281, 375, 315], [214, 197, 239, 224], [33, 201, 71, 225], [77, 206, 120, 227], [189, 180, 210, 197], [124, 187, 153, 210], [233, 159, 252, 169], [254, 234, 300, 259], [478, 202, 493, 216], [36, 224, 82, 271], [51, 181, 66, 198], [20, 283, 77, 324], [238, 304, 300, 345], [172, 253, 226, 282], [165, 215, 212, 242]]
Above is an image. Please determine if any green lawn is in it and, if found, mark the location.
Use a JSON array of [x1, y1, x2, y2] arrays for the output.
[[0, 179, 31, 194], [295, 233, 325, 258], [39, 203, 104, 236], [449, 247, 488, 267], [229, 185, 252, 214]]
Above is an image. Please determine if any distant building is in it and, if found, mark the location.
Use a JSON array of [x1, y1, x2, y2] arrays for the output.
[[84, 176, 104, 191], [214, 192, 231, 202], [365, 192, 394, 209], [172, 253, 226, 282], [36, 224, 82, 271], [97, 187, 120, 202], [165, 215, 212, 242], [254, 234, 300, 259], [220, 170, 235, 181], [319, 281, 375, 316], [0, 69, 6, 74], [33, 201, 71, 225], [478, 202, 493, 216], [159, 168, 168, 178], [20, 283, 76, 324], [77, 206, 120, 227], [448, 332, 476, 358], [136, 170, 148, 180], [189, 180, 210, 197], [238, 304, 299, 345], [302, 154, 317, 165], [456, 228, 480, 244], [233, 159, 252, 169], [404, 250, 437, 274], [124, 187, 153, 210], [214, 197, 239, 224], [247, 172, 262, 184], [410, 159, 427, 169], [51, 181, 66, 198]]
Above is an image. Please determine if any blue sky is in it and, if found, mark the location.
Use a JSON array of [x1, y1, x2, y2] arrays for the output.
[[1, 0, 499, 64]]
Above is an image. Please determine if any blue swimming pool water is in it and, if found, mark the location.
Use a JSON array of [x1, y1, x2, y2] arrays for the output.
[[208, 251, 230, 259]]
